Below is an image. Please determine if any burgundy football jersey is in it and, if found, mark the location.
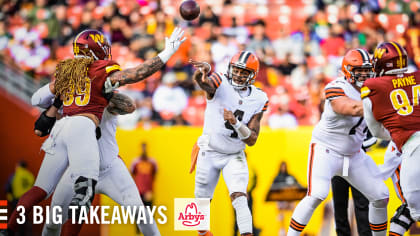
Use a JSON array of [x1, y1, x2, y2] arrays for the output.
[[362, 71, 420, 151], [62, 60, 121, 121]]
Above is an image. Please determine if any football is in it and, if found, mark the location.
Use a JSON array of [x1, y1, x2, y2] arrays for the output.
[[179, 0, 200, 21]]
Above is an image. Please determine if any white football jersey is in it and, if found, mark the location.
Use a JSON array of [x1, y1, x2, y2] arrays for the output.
[[98, 109, 119, 171], [312, 77, 366, 155], [200, 72, 268, 154]]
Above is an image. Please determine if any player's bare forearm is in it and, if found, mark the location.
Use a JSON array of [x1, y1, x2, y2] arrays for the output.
[[49, 82, 56, 94], [244, 112, 263, 146], [107, 93, 136, 115], [331, 97, 363, 116], [193, 70, 216, 98], [45, 105, 58, 117], [109, 57, 164, 86]]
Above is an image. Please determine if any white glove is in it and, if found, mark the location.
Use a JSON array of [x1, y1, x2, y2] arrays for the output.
[[157, 27, 187, 63], [104, 77, 119, 93]]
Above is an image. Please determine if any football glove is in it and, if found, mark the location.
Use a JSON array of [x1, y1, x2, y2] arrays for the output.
[[34, 110, 56, 137]]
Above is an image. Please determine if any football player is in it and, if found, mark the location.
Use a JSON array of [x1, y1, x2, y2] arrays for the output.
[[379, 141, 414, 236], [7, 27, 185, 233], [189, 51, 269, 236], [362, 41, 420, 233], [287, 49, 389, 236], [30, 84, 160, 236]]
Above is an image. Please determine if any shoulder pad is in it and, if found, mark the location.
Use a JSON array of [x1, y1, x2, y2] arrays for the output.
[[208, 72, 223, 88], [104, 61, 121, 74], [360, 86, 371, 99]]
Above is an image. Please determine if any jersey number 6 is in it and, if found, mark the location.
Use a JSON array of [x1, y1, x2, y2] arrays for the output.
[[225, 109, 245, 138]]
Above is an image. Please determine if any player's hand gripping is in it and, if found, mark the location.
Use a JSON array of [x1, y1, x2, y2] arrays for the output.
[[104, 77, 119, 94], [224, 109, 237, 125], [158, 27, 187, 63], [190, 59, 215, 99]]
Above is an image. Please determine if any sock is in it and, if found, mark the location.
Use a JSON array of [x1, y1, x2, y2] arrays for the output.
[[388, 230, 403, 236], [8, 186, 47, 231], [389, 214, 412, 236], [232, 196, 252, 234], [287, 196, 322, 236], [369, 200, 388, 236]]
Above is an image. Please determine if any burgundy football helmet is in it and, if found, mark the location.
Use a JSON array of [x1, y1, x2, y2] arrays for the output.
[[372, 41, 408, 77], [73, 29, 111, 60]]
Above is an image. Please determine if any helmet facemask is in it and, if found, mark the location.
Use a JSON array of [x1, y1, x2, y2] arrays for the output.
[[227, 64, 255, 90], [346, 63, 374, 88]]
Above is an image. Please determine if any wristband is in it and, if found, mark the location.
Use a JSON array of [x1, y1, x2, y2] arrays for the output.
[[157, 50, 172, 64], [232, 119, 251, 140], [53, 97, 63, 109], [232, 118, 241, 129]]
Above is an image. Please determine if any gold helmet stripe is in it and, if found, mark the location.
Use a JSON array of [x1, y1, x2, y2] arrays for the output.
[[390, 42, 403, 69]]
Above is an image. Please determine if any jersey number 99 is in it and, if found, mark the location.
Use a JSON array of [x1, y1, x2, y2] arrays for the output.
[[63, 77, 92, 107]]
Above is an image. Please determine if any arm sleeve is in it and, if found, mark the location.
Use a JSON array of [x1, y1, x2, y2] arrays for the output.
[[31, 83, 54, 108], [363, 98, 392, 140], [105, 61, 122, 76], [256, 90, 269, 113], [261, 100, 269, 113], [208, 72, 222, 89], [324, 86, 345, 100]]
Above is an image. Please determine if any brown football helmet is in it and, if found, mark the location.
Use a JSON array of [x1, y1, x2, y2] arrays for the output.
[[73, 29, 111, 60], [372, 41, 408, 77]]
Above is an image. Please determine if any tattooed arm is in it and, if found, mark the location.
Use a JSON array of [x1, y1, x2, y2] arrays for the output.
[[243, 112, 263, 146], [108, 27, 186, 87], [108, 57, 164, 86], [106, 93, 136, 115], [190, 59, 216, 99], [224, 110, 264, 146]]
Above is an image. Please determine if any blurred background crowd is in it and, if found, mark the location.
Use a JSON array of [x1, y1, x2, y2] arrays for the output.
[[1, 0, 419, 129]]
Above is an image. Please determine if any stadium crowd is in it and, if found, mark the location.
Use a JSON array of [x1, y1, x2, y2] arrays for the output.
[[0, 0, 419, 128]]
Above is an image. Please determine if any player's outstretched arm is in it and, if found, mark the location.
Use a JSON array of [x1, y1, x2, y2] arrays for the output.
[[224, 109, 263, 146], [108, 27, 186, 86], [106, 93, 136, 115], [330, 96, 363, 116], [190, 59, 216, 99]]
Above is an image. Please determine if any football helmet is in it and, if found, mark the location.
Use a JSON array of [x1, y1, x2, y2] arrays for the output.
[[73, 29, 111, 60], [372, 41, 408, 77], [342, 48, 374, 87], [227, 51, 259, 89]]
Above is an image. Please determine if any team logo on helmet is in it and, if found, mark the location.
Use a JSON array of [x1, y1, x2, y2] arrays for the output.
[[73, 29, 111, 60], [374, 48, 386, 59], [372, 41, 408, 77]]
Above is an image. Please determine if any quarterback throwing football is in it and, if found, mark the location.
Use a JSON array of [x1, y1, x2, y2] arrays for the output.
[[190, 51, 268, 236]]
